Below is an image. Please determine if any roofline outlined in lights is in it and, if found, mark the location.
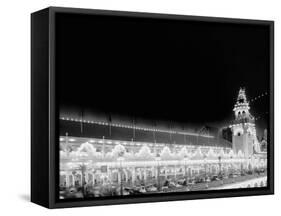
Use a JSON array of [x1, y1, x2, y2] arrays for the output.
[[60, 117, 215, 138]]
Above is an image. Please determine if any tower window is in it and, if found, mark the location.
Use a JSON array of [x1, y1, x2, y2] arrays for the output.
[[237, 132, 241, 136]]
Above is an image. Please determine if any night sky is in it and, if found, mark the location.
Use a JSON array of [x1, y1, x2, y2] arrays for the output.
[[55, 12, 270, 137]]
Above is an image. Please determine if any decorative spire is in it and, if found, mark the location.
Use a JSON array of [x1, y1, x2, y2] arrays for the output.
[[236, 87, 249, 106], [232, 88, 256, 125], [233, 88, 250, 114]]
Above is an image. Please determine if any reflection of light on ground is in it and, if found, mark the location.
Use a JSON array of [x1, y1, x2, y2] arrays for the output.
[[211, 176, 267, 190]]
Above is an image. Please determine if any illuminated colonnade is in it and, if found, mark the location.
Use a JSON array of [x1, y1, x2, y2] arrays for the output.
[[59, 142, 267, 187]]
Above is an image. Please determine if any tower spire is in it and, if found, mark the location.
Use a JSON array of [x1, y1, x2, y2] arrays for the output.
[[233, 88, 251, 120], [237, 87, 248, 104]]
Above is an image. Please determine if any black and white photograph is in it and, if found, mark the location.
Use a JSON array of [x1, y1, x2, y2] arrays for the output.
[[0, 0, 280, 214], [56, 11, 271, 200]]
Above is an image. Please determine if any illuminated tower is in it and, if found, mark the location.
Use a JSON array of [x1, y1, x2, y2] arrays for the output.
[[230, 88, 257, 157]]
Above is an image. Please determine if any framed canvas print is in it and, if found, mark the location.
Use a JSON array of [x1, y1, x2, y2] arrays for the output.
[[31, 7, 274, 208]]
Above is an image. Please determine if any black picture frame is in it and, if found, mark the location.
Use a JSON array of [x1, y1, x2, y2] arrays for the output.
[[31, 6, 274, 209]]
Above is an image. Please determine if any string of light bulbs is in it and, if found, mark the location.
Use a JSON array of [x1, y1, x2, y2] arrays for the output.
[[249, 92, 268, 103]]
